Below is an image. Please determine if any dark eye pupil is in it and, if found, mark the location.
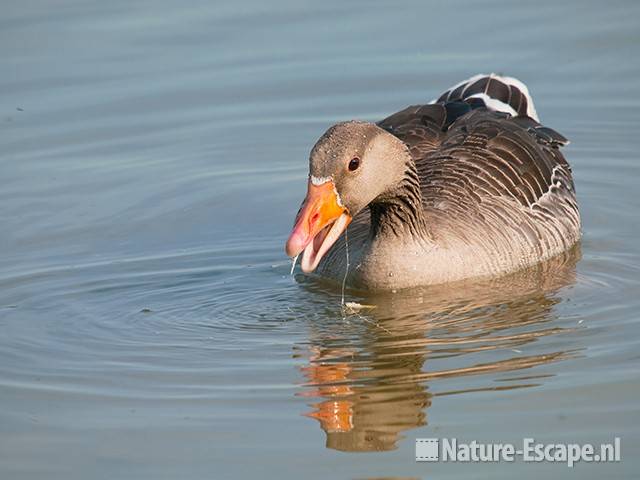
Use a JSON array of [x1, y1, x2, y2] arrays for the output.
[[348, 158, 360, 171]]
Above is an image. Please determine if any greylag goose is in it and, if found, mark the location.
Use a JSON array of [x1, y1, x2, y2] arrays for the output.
[[285, 74, 581, 290]]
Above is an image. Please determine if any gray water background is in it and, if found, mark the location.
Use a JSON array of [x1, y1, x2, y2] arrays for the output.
[[1, 0, 639, 478]]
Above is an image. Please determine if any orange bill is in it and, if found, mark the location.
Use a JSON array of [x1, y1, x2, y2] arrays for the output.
[[285, 179, 351, 272]]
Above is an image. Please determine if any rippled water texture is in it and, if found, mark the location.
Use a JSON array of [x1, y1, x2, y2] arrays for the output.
[[1, 0, 639, 478]]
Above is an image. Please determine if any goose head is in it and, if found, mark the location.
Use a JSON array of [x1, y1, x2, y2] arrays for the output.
[[285, 121, 412, 272]]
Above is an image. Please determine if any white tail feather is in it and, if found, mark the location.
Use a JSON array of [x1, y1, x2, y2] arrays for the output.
[[431, 73, 539, 122]]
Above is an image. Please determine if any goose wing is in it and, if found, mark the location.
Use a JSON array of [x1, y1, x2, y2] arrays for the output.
[[377, 73, 544, 161], [420, 109, 576, 215], [377, 103, 451, 160]]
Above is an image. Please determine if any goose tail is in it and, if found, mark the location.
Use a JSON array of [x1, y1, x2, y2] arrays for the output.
[[432, 73, 539, 122]]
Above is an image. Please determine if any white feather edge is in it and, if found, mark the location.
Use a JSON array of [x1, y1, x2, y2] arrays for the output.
[[429, 73, 539, 122], [496, 74, 539, 121], [531, 165, 566, 210], [466, 93, 518, 117], [310, 175, 332, 185], [309, 175, 345, 207]]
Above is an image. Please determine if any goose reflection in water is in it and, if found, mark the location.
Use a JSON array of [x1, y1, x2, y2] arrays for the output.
[[296, 246, 581, 452]]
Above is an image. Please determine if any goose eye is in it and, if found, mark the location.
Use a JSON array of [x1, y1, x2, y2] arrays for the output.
[[348, 157, 360, 171]]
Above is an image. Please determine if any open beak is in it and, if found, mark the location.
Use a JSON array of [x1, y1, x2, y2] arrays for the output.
[[285, 179, 351, 273]]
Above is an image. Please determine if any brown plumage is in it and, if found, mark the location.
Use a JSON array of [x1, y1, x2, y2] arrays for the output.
[[286, 74, 581, 290]]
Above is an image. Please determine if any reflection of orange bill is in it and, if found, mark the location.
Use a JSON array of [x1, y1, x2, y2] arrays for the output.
[[306, 400, 354, 433], [300, 358, 354, 432]]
